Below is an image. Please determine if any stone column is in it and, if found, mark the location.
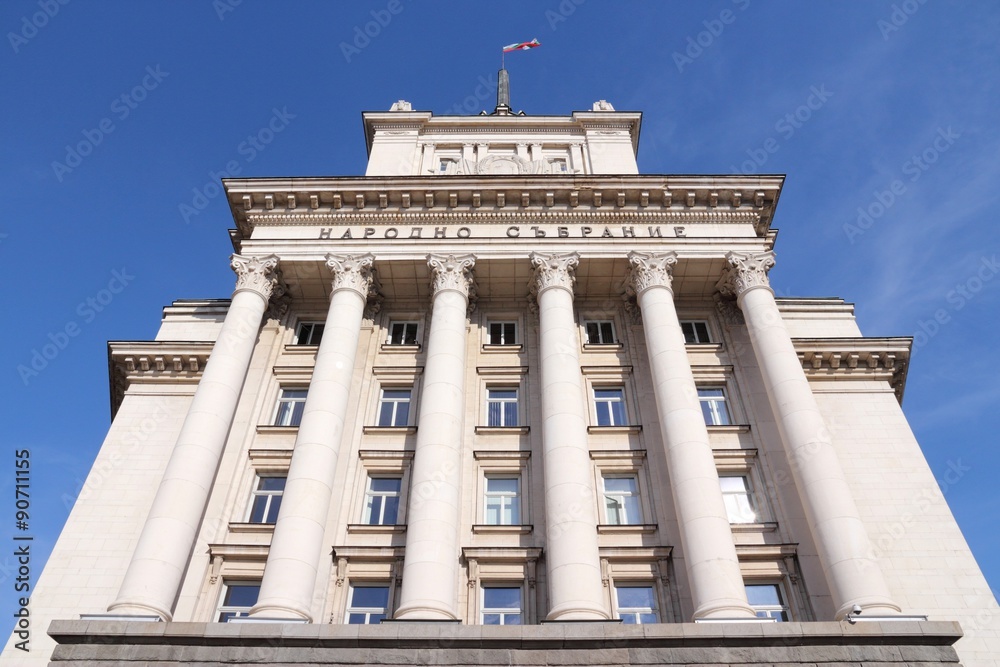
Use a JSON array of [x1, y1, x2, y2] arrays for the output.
[[627, 251, 756, 620], [251, 254, 375, 621], [721, 251, 901, 619], [395, 254, 476, 620], [530, 252, 609, 621], [109, 254, 279, 620]]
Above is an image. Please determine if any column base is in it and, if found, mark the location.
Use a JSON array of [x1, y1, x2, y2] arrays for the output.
[[394, 604, 459, 621], [106, 600, 172, 622], [545, 602, 611, 622], [249, 603, 312, 622]]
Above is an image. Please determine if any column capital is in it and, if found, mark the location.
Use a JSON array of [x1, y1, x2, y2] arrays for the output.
[[719, 251, 775, 299], [530, 251, 579, 298], [326, 253, 375, 297], [427, 254, 476, 300], [231, 254, 280, 300], [627, 251, 678, 295]]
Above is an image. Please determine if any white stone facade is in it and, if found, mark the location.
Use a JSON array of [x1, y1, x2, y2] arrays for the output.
[[7, 98, 998, 667]]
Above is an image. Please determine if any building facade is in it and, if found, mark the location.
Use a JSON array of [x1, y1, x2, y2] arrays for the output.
[[7, 88, 999, 666]]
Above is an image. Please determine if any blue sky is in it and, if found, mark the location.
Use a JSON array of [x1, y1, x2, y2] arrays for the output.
[[2, 0, 997, 632]]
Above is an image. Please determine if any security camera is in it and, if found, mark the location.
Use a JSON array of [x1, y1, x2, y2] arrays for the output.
[[851, 604, 862, 615]]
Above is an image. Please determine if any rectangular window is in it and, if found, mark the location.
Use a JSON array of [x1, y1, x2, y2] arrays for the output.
[[486, 388, 518, 427], [217, 582, 259, 622], [274, 388, 307, 426], [248, 476, 286, 524], [615, 585, 658, 624], [594, 387, 627, 426], [488, 321, 517, 345], [484, 476, 520, 525], [295, 322, 325, 345], [720, 475, 758, 524], [481, 586, 522, 625], [387, 321, 419, 345], [377, 388, 411, 427], [364, 476, 402, 525], [603, 475, 641, 525], [680, 321, 711, 344], [745, 583, 789, 621], [345, 584, 390, 624], [585, 320, 616, 345], [698, 388, 732, 426]]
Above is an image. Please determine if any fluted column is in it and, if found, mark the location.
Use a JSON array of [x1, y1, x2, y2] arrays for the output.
[[395, 254, 475, 620], [530, 252, 609, 621], [252, 254, 375, 621], [627, 251, 756, 620], [721, 251, 901, 619], [109, 254, 279, 620]]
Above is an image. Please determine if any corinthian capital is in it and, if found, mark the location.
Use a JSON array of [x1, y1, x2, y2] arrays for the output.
[[530, 252, 580, 298], [427, 254, 476, 300], [718, 251, 776, 298], [231, 254, 280, 300], [627, 251, 678, 295], [327, 253, 375, 297]]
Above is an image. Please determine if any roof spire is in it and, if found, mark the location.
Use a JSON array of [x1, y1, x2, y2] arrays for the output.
[[494, 68, 511, 115]]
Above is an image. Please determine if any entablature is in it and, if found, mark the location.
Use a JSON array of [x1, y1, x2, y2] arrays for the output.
[[108, 340, 214, 418], [792, 336, 912, 403]]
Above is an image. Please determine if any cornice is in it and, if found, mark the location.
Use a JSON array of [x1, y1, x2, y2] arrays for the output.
[[107, 341, 214, 418], [792, 337, 912, 404]]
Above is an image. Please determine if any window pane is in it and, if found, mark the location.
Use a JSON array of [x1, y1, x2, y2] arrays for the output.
[[484, 587, 521, 608], [370, 478, 401, 493], [378, 401, 395, 426], [681, 321, 696, 344], [638, 612, 658, 624], [482, 613, 501, 625], [366, 496, 384, 524], [586, 322, 600, 343], [347, 613, 367, 624], [600, 322, 614, 343], [604, 477, 637, 493], [259, 477, 285, 491], [382, 496, 399, 524], [605, 497, 624, 524], [719, 476, 748, 493], [504, 614, 522, 625], [487, 401, 501, 426], [489, 389, 517, 400], [351, 586, 390, 608], [595, 402, 612, 426], [610, 400, 627, 425], [487, 478, 518, 493], [694, 322, 710, 342], [617, 586, 655, 608], [394, 402, 409, 426], [223, 584, 259, 607], [594, 388, 622, 400], [503, 401, 517, 425], [745, 584, 782, 606], [382, 389, 410, 400]]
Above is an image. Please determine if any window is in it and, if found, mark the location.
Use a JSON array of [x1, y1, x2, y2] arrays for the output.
[[484, 476, 520, 525], [346, 584, 390, 624], [294, 322, 325, 345], [746, 583, 789, 621], [363, 476, 401, 525], [377, 388, 411, 426], [585, 320, 616, 345], [698, 387, 731, 426], [720, 475, 758, 524], [614, 585, 659, 624], [217, 582, 259, 622], [593, 387, 627, 426], [486, 388, 518, 427], [438, 158, 458, 174], [548, 158, 568, 173], [487, 321, 517, 345], [680, 321, 711, 344], [602, 475, 641, 525], [274, 388, 307, 426], [248, 476, 285, 524], [481, 586, 522, 625], [387, 321, 418, 345]]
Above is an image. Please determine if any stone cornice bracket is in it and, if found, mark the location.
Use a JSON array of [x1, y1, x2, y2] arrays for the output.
[[626, 250, 678, 296], [266, 273, 292, 324], [326, 253, 376, 298], [714, 292, 745, 327], [231, 254, 280, 300], [717, 251, 776, 300], [427, 253, 477, 301], [529, 251, 580, 301]]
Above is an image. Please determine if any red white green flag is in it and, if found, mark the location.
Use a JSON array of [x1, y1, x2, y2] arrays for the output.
[[502, 39, 540, 53]]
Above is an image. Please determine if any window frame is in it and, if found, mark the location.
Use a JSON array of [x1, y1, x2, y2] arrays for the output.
[[246, 474, 286, 524], [583, 319, 617, 346], [601, 473, 642, 526], [483, 475, 521, 526], [376, 386, 412, 427], [273, 387, 308, 427], [344, 582, 391, 624], [362, 475, 403, 526], [486, 386, 519, 427], [294, 321, 325, 346], [744, 582, 790, 622], [386, 320, 420, 346], [216, 580, 260, 623], [612, 583, 660, 625], [714, 449, 775, 528], [592, 386, 628, 427], [487, 320, 518, 346], [473, 451, 531, 531], [591, 450, 654, 531], [680, 320, 712, 344], [719, 473, 759, 525], [698, 386, 732, 426], [480, 583, 523, 625]]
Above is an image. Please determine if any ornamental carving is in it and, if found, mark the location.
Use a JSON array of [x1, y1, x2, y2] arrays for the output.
[[437, 155, 569, 176], [230, 254, 280, 300], [529, 251, 579, 297], [326, 253, 375, 297], [427, 254, 476, 300], [626, 251, 678, 295], [718, 251, 776, 297], [713, 292, 745, 327]]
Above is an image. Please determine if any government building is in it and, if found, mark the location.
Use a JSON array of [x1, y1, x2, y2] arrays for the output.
[[7, 76, 998, 666]]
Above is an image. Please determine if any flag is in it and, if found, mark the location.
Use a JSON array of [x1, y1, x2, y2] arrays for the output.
[[502, 39, 540, 53]]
